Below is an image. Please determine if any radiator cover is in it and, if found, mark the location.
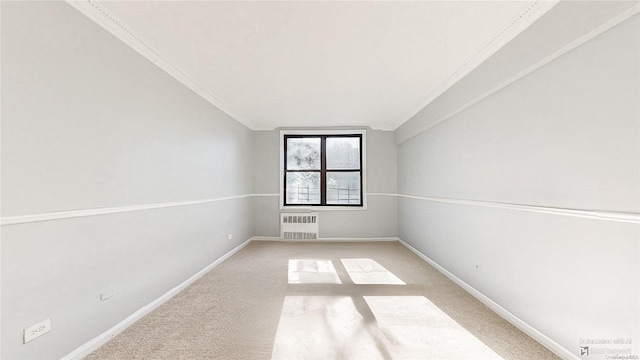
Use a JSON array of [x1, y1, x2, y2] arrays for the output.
[[280, 212, 319, 239]]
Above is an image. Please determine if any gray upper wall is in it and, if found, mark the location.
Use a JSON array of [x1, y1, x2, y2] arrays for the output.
[[1, 1, 253, 217], [396, 1, 639, 146], [395, 1, 640, 214], [398, 13, 640, 213]]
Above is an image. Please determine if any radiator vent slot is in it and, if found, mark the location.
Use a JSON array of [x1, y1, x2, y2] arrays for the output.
[[282, 214, 317, 224], [280, 212, 319, 240]]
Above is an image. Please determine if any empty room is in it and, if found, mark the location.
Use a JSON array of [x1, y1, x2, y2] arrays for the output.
[[1, 1, 638, 359]]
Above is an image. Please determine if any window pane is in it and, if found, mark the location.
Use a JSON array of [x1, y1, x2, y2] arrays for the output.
[[326, 137, 360, 170], [287, 138, 321, 170], [326, 172, 361, 205], [286, 172, 320, 204]]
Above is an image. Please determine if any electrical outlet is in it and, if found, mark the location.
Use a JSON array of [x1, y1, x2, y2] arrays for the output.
[[227, 234, 233, 240], [24, 319, 51, 344]]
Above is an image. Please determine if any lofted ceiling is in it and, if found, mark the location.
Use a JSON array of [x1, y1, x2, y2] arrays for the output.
[[69, 1, 557, 130]]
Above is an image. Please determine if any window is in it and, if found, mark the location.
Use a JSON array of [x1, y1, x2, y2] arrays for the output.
[[281, 130, 365, 208]]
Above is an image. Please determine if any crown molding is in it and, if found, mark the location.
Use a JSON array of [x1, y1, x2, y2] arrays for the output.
[[65, 0, 255, 130], [394, 1, 558, 130], [395, 3, 640, 143]]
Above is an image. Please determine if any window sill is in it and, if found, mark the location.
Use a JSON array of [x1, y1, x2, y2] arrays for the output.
[[280, 205, 367, 211]]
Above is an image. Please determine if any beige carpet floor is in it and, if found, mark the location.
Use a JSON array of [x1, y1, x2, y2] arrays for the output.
[[84, 241, 560, 360]]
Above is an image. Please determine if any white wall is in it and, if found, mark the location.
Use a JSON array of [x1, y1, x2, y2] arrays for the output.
[[1, 2, 253, 359], [397, 5, 639, 358], [252, 129, 397, 239]]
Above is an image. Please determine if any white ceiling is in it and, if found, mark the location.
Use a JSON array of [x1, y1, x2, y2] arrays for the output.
[[76, 1, 557, 130]]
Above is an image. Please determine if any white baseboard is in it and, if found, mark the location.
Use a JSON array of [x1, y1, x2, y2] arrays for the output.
[[251, 236, 400, 242], [61, 238, 252, 360], [398, 239, 579, 360], [62, 237, 572, 359], [250, 236, 282, 241]]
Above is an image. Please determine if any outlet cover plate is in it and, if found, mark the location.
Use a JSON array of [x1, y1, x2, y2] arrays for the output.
[[24, 318, 51, 344]]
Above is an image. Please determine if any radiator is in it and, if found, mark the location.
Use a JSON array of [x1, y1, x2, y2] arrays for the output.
[[280, 212, 319, 240]]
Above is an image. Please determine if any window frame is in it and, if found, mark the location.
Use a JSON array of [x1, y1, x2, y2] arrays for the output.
[[280, 129, 367, 210]]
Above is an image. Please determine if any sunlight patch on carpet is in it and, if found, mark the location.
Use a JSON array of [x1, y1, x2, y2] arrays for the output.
[[271, 296, 382, 359], [271, 295, 504, 360], [288, 259, 342, 284], [341, 258, 406, 285], [364, 296, 504, 359]]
